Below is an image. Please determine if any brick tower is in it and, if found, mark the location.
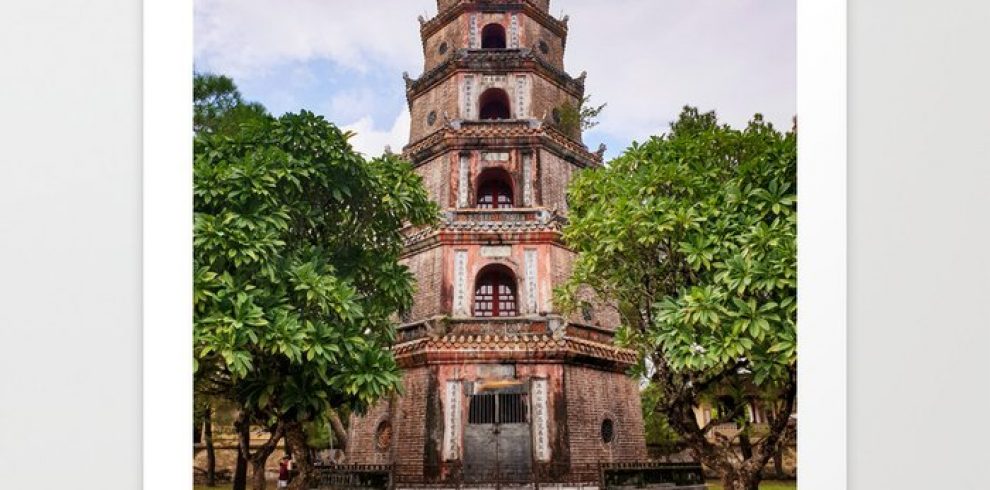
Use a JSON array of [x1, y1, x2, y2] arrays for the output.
[[346, 0, 648, 483]]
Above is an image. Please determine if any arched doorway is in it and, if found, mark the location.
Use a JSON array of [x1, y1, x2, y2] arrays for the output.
[[473, 264, 518, 317], [479, 88, 511, 120], [481, 23, 507, 49], [476, 168, 514, 209]]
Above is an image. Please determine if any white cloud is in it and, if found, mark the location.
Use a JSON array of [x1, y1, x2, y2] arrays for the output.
[[562, 0, 796, 139], [341, 109, 410, 158], [195, 0, 436, 78], [196, 0, 795, 150]]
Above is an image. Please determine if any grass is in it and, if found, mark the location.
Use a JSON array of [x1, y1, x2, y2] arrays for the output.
[[708, 481, 797, 490], [195, 480, 797, 489]]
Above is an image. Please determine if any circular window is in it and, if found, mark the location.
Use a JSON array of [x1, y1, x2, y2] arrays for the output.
[[427, 111, 437, 126], [539, 40, 550, 55], [375, 421, 392, 451], [438, 41, 449, 55], [601, 418, 615, 444]]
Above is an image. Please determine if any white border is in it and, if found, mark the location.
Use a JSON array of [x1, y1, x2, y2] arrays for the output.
[[144, 0, 193, 488], [797, 0, 847, 488], [144, 1, 846, 487]]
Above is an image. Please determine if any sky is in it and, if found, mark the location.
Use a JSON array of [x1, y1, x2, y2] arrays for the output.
[[194, 0, 795, 160]]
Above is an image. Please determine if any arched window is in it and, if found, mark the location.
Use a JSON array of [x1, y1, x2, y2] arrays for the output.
[[473, 265, 518, 317], [481, 23, 507, 49], [476, 168, 514, 209], [479, 88, 511, 120]]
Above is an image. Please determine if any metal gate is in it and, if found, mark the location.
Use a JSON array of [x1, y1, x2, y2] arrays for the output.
[[462, 390, 532, 483]]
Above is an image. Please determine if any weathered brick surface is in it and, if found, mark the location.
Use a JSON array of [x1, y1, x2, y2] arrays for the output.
[[538, 149, 574, 212], [550, 245, 621, 330], [347, 367, 431, 474], [403, 246, 445, 321], [564, 366, 648, 465]]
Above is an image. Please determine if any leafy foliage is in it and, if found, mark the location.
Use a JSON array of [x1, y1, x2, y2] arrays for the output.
[[555, 95, 606, 137], [559, 107, 796, 487], [194, 108, 439, 425], [194, 73, 268, 135]]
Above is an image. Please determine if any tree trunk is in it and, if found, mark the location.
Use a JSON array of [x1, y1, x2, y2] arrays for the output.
[[248, 422, 285, 490], [250, 458, 269, 490], [328, 408, 348, 450], [205, 408, 217, 487], [720, 468, 761, 490], [774, 449, 785, 478], [233, 415, 250, 490], [284, 421, 315, 490]]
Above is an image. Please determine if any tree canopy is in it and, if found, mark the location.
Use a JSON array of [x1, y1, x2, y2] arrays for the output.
[[195, 108, 438, 419], [194, 73, 268, 135], [559, 107, 796, 490]]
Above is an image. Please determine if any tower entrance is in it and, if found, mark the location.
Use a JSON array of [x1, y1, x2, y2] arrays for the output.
[[463, 385, 532, 482]]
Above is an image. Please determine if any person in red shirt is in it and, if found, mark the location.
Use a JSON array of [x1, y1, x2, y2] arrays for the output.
[[277, 455, 291, 488]]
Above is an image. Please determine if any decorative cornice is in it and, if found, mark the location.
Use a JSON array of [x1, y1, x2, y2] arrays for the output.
[[405, 48, 585, 100], [401, 208, 567, 251], [391, 332, 638, 370], [422, 1, 568, 40], [403, 120, 603, 169]]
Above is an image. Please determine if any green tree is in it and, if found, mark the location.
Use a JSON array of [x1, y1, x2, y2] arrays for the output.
[[559, 107, 796, 490], [194, 107, 439, 489], [194, 73, 268, 135]]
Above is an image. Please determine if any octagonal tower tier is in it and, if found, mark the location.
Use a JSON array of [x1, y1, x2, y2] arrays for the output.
[[347, 1, 648, 484]]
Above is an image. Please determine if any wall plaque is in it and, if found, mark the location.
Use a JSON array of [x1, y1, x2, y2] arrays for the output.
[[482, 152, 510, 161], [480, 245, 512, 258], [443, 381, 462, 461], [469, 14, 479, 49], [531, 378, 551, 461], [510, 14, 520, 48], [462, 75, 474, 119], [522, 153, 533, 206], [454, 251, 468, 315], [525, 249, 538, 314], [458, 155, 470, 207]]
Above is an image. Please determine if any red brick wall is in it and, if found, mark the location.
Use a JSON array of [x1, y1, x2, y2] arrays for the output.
[[345, 399, 392, 465], [538, 149, 574, 211], [346, 367, 432, 475], [403, 246, 445, 321], [564, 365, 648, 465], [409, 80, 460, 144]]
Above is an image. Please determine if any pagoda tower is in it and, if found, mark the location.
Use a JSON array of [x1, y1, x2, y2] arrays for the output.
[[347, 0, 648, 483]]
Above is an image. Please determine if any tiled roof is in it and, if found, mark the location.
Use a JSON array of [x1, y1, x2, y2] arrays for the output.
[[391, 333, 639, 366], [421, 1, 567, 39], [403, 121, 603, 168], [405, 48, 584, 97], [401, 209, 566, 246]]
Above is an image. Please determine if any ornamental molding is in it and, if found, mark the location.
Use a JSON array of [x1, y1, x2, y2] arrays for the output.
[[422, 1, 568, 41], [391, 333, 638, 370], [406, 48, 585, 100], [402, 121, 602, 169]]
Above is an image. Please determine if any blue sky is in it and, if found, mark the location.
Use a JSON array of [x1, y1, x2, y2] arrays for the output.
[[195, 0, 795, 160]]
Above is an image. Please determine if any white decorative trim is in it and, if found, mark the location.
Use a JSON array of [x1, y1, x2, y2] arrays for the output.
[[531, 378, 550, 462], [525, 249, 538, 314], [458, 154, 469, 208], [453, 250, 469, 315], [442, 381, 462, 461]]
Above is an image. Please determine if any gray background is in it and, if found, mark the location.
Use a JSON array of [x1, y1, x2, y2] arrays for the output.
[[1, 1, 989, 488], [0, 0, 143, 489], [848, 1, 990, 487]]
